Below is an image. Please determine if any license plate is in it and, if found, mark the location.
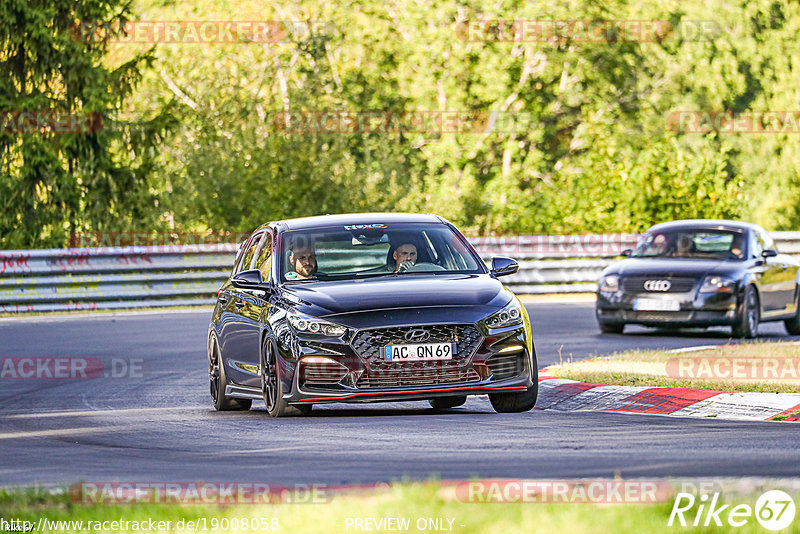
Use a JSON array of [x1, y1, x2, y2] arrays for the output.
[[384, 343, 455, 362], [633, 298, 681, 312]]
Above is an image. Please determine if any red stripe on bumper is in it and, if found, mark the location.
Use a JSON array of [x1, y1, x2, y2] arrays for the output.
[[298, 385, 527, 402]]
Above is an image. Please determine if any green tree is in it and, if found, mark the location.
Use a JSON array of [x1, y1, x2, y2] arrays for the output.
[[0, 0, 172, 248]]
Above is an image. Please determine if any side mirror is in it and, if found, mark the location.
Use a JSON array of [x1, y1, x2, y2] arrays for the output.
[[762, 249, 778, 258], [491, 256, 519, 277], [232, 269, 270, 291], [621, 248, 632, 257]]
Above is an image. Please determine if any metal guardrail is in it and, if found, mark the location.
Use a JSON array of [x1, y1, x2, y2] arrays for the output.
[[2, 233, 799, 313]]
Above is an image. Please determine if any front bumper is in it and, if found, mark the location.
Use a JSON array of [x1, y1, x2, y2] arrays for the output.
[[280, 323, 535, 405], [596, 289, 739, 326]]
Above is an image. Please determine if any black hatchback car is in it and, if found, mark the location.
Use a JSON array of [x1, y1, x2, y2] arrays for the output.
[[208, 213, 537, 416], [596, 220, 800, 338]]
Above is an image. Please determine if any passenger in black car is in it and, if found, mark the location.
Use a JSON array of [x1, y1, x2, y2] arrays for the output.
[[287, 243, 318, 279]]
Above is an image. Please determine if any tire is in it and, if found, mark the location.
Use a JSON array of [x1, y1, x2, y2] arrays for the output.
[[784, 290, 800, 335], [732, 285, 759, 339], [598, 320, 625, 334], [209, 337, 252, 411], [489, 381, 538, 413], [261, 338, 311, 417], [429, 396, 467, 411], [489, 351, 539, 413]]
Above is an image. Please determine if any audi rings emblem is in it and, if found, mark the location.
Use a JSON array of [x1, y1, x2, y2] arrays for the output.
[[643, 280, 672, 291]]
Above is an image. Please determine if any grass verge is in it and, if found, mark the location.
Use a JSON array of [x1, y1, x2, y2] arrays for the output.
[[2, 482, 799, 534]]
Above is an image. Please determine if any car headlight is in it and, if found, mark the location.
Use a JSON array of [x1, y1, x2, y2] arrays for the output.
[[699, 275, 737, 294], [287, 312, 347, 337], [484, 300, 524, 329], [599, 274, 619, 292]]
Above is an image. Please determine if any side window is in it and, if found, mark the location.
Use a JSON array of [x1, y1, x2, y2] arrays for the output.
[[760, 231, 777, 252], [751, 232, 764, 259], [253, 233, 273, 280], [236, 234, 263, 273]]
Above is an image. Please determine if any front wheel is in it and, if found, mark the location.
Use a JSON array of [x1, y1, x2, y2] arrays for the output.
[[261, 339, 311, 417], [732, 285, 759, 339], [209, 337, 252, 411], [489, 382, 538, 413], [598, 319, 625, 334]]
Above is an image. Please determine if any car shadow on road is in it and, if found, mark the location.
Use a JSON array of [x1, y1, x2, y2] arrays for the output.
[[614, 326, 797, 341], [242, 405, 491, 418]]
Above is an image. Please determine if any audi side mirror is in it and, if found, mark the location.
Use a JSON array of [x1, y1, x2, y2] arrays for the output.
[[762, 249, 778, 258], [232, 269, 268, 290], [491, 257, 519, 277], [621, 248, 633, 257]]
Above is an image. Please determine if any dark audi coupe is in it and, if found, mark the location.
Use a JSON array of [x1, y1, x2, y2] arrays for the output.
[[208, 213, 537, 416], [596, 220, 800, 338]]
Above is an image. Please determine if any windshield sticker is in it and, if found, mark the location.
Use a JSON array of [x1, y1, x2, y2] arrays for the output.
[[344, 224, 387, 230], [285, 271, 298, 280]]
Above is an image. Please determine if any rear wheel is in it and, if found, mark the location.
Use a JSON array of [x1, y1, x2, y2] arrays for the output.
[[784, 290, 800, 335], [732, 285, 759, 339], [261, 339, 311, 417], [598, 320, 625, 334], [209, 337, 252, 411], [429, 396, 467, 411]]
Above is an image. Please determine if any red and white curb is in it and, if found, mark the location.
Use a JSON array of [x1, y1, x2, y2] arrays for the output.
[[536, 375, 800, 422]]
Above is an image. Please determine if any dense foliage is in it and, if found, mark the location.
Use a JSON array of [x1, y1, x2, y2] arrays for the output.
[[2, 0, 798, 247]]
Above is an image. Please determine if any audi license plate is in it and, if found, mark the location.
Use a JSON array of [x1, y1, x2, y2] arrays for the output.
[[384, 343, 455, 362], [633, 298, 681, 311]]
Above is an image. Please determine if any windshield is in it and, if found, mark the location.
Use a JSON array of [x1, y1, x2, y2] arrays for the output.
[[631, 229, 747, 260], [279, 223, 485, 282]]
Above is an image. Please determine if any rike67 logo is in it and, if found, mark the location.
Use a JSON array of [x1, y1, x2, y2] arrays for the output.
[[669, 490, 796, 531]]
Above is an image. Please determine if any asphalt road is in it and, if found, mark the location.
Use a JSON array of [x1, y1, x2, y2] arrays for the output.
[[1, 302, 799, 486]]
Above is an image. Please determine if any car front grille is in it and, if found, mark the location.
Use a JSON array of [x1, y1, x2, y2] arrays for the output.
[[350, 324, 484, 389], [487, 351, 525, 380], [621, 276, 698, 293], [626, 311, 694, 322], [356, 363, 481, 388]]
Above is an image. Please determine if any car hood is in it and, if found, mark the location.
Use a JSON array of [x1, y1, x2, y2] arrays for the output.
[[280, 274, 511, 317], [604, 258, 744, 278]]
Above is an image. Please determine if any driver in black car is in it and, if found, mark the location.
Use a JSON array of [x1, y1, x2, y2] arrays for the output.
[[392, 242, 418, 272]]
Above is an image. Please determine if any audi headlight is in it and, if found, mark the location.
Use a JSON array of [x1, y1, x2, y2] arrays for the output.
[[287, 312, 347, 337], [484, 300, 524, 329], [599, 274, 619, 292], [699, 275, 737, 294]]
